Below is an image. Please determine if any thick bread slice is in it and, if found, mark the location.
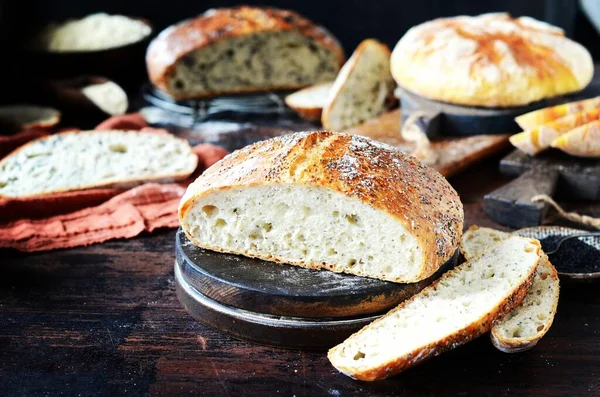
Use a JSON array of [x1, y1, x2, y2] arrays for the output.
[[551, 120, 600, 157], [179, 131, 463, 283], [284, 82, 333, 122], [321, 39, 396, 131], [328, 236, 541, 381], [0, 130, 198, 198], [0, 105, 61, 130], [510, 109, 600, 155], [515, 96, 600, 130], [461, 226, 560, 353], [146, 7, 344, 100]]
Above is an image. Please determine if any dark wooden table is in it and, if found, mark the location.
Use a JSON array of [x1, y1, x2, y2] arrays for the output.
[[2, 154, 600, 397]]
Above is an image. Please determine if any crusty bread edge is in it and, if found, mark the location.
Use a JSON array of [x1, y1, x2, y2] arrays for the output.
[[0, 130, 198, 199], [327, 238, 542, 381], [490, 257, 560, 353], [321, 39, 392, 130]]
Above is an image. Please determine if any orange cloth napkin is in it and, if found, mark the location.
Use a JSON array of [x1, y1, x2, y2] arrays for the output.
[[0, 114, 229, 252]]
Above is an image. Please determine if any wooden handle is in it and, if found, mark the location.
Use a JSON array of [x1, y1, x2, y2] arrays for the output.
[[483, 167, 560, 228]]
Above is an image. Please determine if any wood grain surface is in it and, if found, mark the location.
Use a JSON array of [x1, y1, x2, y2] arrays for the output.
[[2, 156, 600, 396]]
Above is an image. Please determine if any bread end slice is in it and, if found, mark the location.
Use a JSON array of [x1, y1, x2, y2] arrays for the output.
[[491, 255, 559, 353], [328, 236, 541, 381], [321, 39, 395, 131]]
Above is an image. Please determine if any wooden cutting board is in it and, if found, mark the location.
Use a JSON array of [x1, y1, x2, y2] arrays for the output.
[[348, 109, 511, 178]]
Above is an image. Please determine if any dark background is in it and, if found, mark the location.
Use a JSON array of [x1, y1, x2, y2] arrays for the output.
[[1, 0, 593, 51], [0, 0, 599, 98]]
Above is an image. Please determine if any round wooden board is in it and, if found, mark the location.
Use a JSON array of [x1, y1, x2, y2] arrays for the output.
[[399, 87, 559, 137], [175, 228, 457, 318]]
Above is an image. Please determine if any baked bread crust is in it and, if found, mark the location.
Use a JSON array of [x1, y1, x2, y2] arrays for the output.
[[146, 6, 345, 99], [179, 131, 463, 282], [391, 13, 593, 108]]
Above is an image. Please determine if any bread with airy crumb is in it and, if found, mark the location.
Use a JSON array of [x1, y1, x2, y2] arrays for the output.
[[322, 39, 395, 131], [0, 130, 197, 198], [328, 236, 541, 380], [284, 82, 332, 122], [461, 226, 560, 353], [179, 131, 463, 283]]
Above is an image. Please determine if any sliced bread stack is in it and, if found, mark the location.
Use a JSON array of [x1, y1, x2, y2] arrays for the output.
[[285, 39, 396, 131], [328, 235, 543, 380]]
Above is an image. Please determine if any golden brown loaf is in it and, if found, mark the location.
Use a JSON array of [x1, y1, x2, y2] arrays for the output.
[[391, 13, 593, 108], [179, 131, 463, 283], [146, 6, 345, 99]]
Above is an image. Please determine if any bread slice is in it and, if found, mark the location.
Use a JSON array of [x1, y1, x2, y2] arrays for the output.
[[321, 39, 396, 131], [461, 226, 560, 353], [509, 109, 600, 156], [0, 105, 61, 130], [551, 120, 600, 157], [515, 96, 600, 130], [328, 236, 541, 381], [284, 82, 333, 122], [80, 81, 129, 116], [0, 130, 198, 198], [146, 7, 345, 99], [179, 131, 463, 283]]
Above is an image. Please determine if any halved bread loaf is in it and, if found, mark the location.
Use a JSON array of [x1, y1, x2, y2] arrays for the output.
[[321, 39, 396, 131], [146, 7, 345, 99], [179, 131, 463, 283], [328, 236, 541, 381], [461, 226, 560, 353], [0, 130, 197, 198], [284, 82, 333, 122], [551, 120, 600, 157], [509, 109, 600, 155]]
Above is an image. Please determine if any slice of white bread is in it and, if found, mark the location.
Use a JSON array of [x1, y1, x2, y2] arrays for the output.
[[0, 130, 197, 198], [551, 120, 600, 157], [321, 39, 396, 131], [80, 81, 129, 116], [461, 226, 560, 353], [0, 105, 61, 130], [284, 82, 333, 122], [328, 236, 541, 381], [179, 131, 463, 283]]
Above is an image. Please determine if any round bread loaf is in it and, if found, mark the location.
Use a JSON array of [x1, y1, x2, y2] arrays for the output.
[[391, 13, 593, 108], [179, 131, 463, 283]]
